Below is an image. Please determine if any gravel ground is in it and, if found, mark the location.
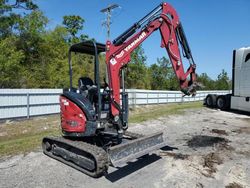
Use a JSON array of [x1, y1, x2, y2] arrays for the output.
[[0, 107, 250, 188]]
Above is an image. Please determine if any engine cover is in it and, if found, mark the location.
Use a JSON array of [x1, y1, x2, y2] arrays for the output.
[[60, 96, 87, 133]]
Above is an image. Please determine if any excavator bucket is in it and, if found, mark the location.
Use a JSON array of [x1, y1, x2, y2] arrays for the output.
[[108, 132, 166, 167]]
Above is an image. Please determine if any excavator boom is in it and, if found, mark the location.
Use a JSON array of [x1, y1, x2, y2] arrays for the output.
[[106, 2, 197, 118]]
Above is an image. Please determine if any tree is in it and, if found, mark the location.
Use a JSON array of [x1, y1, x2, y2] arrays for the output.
[[40, 26, 69, 88], [0, 0, 38, 38], [149, 56, 179, 90], [125, 45, 150, 89], [62, 15, 88, 43], [196, 73, 215, 90], [5, 0, 38, 10], [215, 69, 231, 90], [0, 0, 19, 38], [0, 0, 97, 88], [15, 11, 49, 87], [0, 36, 24, 87]]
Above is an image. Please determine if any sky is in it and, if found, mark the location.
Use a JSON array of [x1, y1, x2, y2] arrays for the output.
[[35, 0, 250, 79]]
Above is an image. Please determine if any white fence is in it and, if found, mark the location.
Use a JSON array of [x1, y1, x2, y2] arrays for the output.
[[0, 89, 230, 120]]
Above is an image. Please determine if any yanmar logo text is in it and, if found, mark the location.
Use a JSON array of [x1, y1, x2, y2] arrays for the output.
[[116, 31, 147, 59]]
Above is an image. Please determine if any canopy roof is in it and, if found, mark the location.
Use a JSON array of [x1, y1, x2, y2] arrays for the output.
[[69, 41, 106, 55]]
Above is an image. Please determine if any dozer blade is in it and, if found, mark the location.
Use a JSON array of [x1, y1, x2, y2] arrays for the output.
[[108, 132, 166, 167]]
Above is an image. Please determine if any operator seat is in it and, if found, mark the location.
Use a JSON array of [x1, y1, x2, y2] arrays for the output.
[[78, 77, 97, 104]]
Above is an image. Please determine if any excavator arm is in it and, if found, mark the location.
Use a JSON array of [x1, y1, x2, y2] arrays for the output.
[[105, 2, 197, 118]]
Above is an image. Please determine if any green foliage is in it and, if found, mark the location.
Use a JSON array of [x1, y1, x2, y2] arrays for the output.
[[149, 56, 179, 90], [16, 11, 50, 87], [23, 0, 38, 10], [29, 26, 69, 88], [125, 45, 150, 89], [0, 36, 24, 88], [197, 70, 231, 90], [0, 1, 232, 90], [0, 13, 19, 38], [62, 15, 88, 43], [0, 0, 19, 38], [1, 0, 38, 10], [215, 69, 230, 90], [63, 15, 84, 37], [18, 10, 48, 35], [197, 73, 215, 90]]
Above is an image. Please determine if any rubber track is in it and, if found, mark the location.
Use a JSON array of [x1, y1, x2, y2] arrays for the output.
[[43, 136, 109, 178]]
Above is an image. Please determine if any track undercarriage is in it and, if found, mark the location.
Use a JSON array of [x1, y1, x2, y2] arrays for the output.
[[42, 131, 165, 178]]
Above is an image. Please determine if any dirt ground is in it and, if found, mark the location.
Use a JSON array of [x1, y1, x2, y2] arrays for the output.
[[0, 107, 249, 188]]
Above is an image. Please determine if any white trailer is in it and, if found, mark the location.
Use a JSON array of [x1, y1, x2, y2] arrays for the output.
[[205, 47, 250, 112]]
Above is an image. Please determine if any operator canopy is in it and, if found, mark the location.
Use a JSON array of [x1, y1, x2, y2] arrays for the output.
[[69, 40, 106, 55]]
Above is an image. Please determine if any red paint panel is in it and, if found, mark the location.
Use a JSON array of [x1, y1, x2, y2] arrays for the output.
[[60, 96, 87, 133]]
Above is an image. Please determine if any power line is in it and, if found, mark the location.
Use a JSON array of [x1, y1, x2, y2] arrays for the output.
[[100, 4, 120, 40]]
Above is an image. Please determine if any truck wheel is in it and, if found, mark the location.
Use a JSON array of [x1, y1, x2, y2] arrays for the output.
[[225, 94, 231, 109], [216, 95, 226, 110], [205, 94, 217, 108], [217, 94, 231, 110]]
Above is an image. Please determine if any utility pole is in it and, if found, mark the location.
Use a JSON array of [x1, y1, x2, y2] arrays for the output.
[[100, 4, 119, 40]]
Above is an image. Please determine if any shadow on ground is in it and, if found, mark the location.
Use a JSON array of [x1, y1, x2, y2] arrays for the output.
[[105, 146, 177, 182]]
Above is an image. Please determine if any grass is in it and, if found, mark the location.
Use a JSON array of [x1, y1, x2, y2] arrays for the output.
[[0, 130, 58, 156], [0, 102, 202, 157], [0, 115, 61, 157], [129, 102, 202, 123]]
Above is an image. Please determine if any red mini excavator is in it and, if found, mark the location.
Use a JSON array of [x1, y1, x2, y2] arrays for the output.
[[42, 2, 198, 177]]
